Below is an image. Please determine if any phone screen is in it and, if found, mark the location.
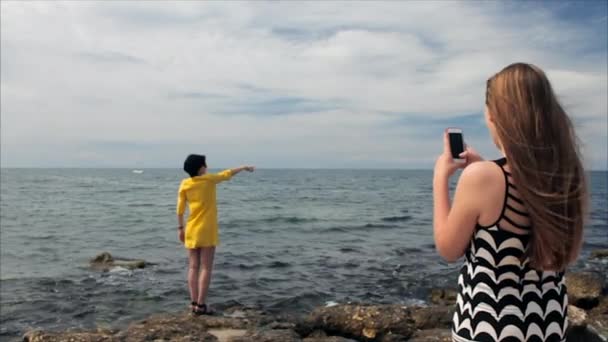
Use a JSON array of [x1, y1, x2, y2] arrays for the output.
[[449, 132, 464, 159]]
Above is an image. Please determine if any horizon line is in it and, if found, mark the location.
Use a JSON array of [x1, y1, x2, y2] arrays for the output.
[[1, 167, 607, 172]]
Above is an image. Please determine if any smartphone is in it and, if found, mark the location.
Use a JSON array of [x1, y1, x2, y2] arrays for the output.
[[447, 128, 465, 160]]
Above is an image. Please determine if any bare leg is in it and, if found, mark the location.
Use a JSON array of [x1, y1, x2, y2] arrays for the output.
[[197, 246, 216, 307], [187, 248, 201, 310]]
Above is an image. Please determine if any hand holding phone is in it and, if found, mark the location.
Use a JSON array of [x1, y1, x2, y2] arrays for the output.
[[436, 128, 467, 178], [447, 128, 465, 160]]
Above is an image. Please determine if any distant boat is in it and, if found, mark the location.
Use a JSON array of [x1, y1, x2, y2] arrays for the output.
[[132, 170, 144, 174]]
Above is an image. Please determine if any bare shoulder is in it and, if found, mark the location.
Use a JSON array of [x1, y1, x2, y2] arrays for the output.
[[459, 161, 502, 187]]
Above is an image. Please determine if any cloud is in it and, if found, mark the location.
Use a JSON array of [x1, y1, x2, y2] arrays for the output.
[[1, 0, 606, 169], [77, 51, 146, 64]]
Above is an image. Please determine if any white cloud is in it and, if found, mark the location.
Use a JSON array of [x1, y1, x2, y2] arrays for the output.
[[1, 1, 606, 168]]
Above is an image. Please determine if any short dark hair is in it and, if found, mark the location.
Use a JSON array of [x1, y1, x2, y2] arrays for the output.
[[183, 154, 207, 177]]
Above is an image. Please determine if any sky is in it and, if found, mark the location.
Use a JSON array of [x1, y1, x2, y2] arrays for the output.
[[1, 1, 607, 169]]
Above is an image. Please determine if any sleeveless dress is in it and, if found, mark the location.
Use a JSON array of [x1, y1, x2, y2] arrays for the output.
[[452, 158, 568, 342]]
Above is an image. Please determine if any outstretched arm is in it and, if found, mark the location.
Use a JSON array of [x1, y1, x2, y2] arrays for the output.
[[230, 165, 255, 176], [210, 166, 255, 184]]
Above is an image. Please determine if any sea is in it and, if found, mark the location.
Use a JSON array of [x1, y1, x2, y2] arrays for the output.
[[1, 168, 606, 340]]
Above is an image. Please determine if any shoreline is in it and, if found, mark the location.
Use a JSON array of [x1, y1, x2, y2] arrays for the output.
[[22, 291, 608, 342], [20, 250, 608, 342], [13, 250, 608, 342]]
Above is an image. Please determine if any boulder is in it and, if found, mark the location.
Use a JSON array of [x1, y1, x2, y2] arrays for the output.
[[591, 250, 608, 260], [410, 305, 453, 330], [409, 329, 452, 342], [302, 304, 453, 341], [428, 288, 458, 306], [90, 252, 149, 271], [23, 330, 118, 342], [567, 272, 605, 309], [116, 313, 216, 341], [304, 337, 357, 342], [231, 328, 302, 342], [587, 296, 608, 340], [302, 329, 357, 342], [566, 298, 608, 342], [568, 305, 588, 328]]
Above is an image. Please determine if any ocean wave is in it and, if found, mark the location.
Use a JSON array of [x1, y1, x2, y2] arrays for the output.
[[126, 203, 157, 208], [394, 247, 424, 255], [381, 215, 413, 222], [323, 224, 399, 233], [225, 216, 319, 226], [267, 291, 331, 313], [268, 261, 291, 268]]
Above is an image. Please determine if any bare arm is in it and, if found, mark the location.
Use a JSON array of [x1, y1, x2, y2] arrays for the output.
[[433, 164, 488, 261], [432, 132, 487, 262]]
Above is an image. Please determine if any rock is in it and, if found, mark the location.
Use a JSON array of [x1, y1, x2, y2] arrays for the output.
[[568, 305, 588, 327], [566, 326, 606, 342], [90, 252, 149, 271], [304, 304, 420, 341], [302, 330, 359, 341], [567, 272, 605, 309], [409, 329, 452, 342], [117, 313, 217, 341], [378, 332, 409, 341], [410, 306, 453, 330], [23, 330, 118, 342], [231, 328, 302, 342], [566, 297, 608, 342], [303, 335, 357, 342], [587, 296, 608, 340], [264, 321, 297, 330], [207, 328, 247, 341], [24, 309, 274, 342], [591, 250, 608, 260], [91, 252, 114, 264], [428, 288, 458, 306]]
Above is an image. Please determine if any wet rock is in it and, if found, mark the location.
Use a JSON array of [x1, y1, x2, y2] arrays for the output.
[[567, 272, 605, 309], [378, 332, 409, 341], [566, 297, 608, 342], [410, 306, 453, 330], [302, 330, 357, 342], [566, 326, 606, 342], [23, 330, 118, 342], [409, 329, 452, 342], [231, 328, 302, 342], [568, 305, 588, 327], [591, 249, 608, 260], [90, 252, 149, 271], [588, 296, 608, 340], [303, 337, 357, 342], [117, 313, 217, 341], [264, 321, 297, 330], [304, 304, 419, 341], [428, 288, 458, 306], [207, 328, 247, 341]]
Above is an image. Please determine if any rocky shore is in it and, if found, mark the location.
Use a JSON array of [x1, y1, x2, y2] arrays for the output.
[[23, 251, 608, 342]]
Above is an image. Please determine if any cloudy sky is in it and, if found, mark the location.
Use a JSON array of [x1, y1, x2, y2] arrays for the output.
[[1, 1, 607, 169]]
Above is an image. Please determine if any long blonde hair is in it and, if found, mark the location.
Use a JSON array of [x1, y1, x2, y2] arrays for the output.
[[485, 63, 588, 271]]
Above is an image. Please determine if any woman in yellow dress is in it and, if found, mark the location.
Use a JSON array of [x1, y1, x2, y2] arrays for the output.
[[177, 154, 254, 315]]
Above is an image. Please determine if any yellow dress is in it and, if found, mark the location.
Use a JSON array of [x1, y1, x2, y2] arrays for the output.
[[176, 170, 233, 248]]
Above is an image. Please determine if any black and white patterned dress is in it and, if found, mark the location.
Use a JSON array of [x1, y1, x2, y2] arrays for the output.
[[452, 158, 567, 342]]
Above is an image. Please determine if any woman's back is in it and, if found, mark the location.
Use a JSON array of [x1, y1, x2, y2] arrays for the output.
[[452, 158, 567, 342]]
